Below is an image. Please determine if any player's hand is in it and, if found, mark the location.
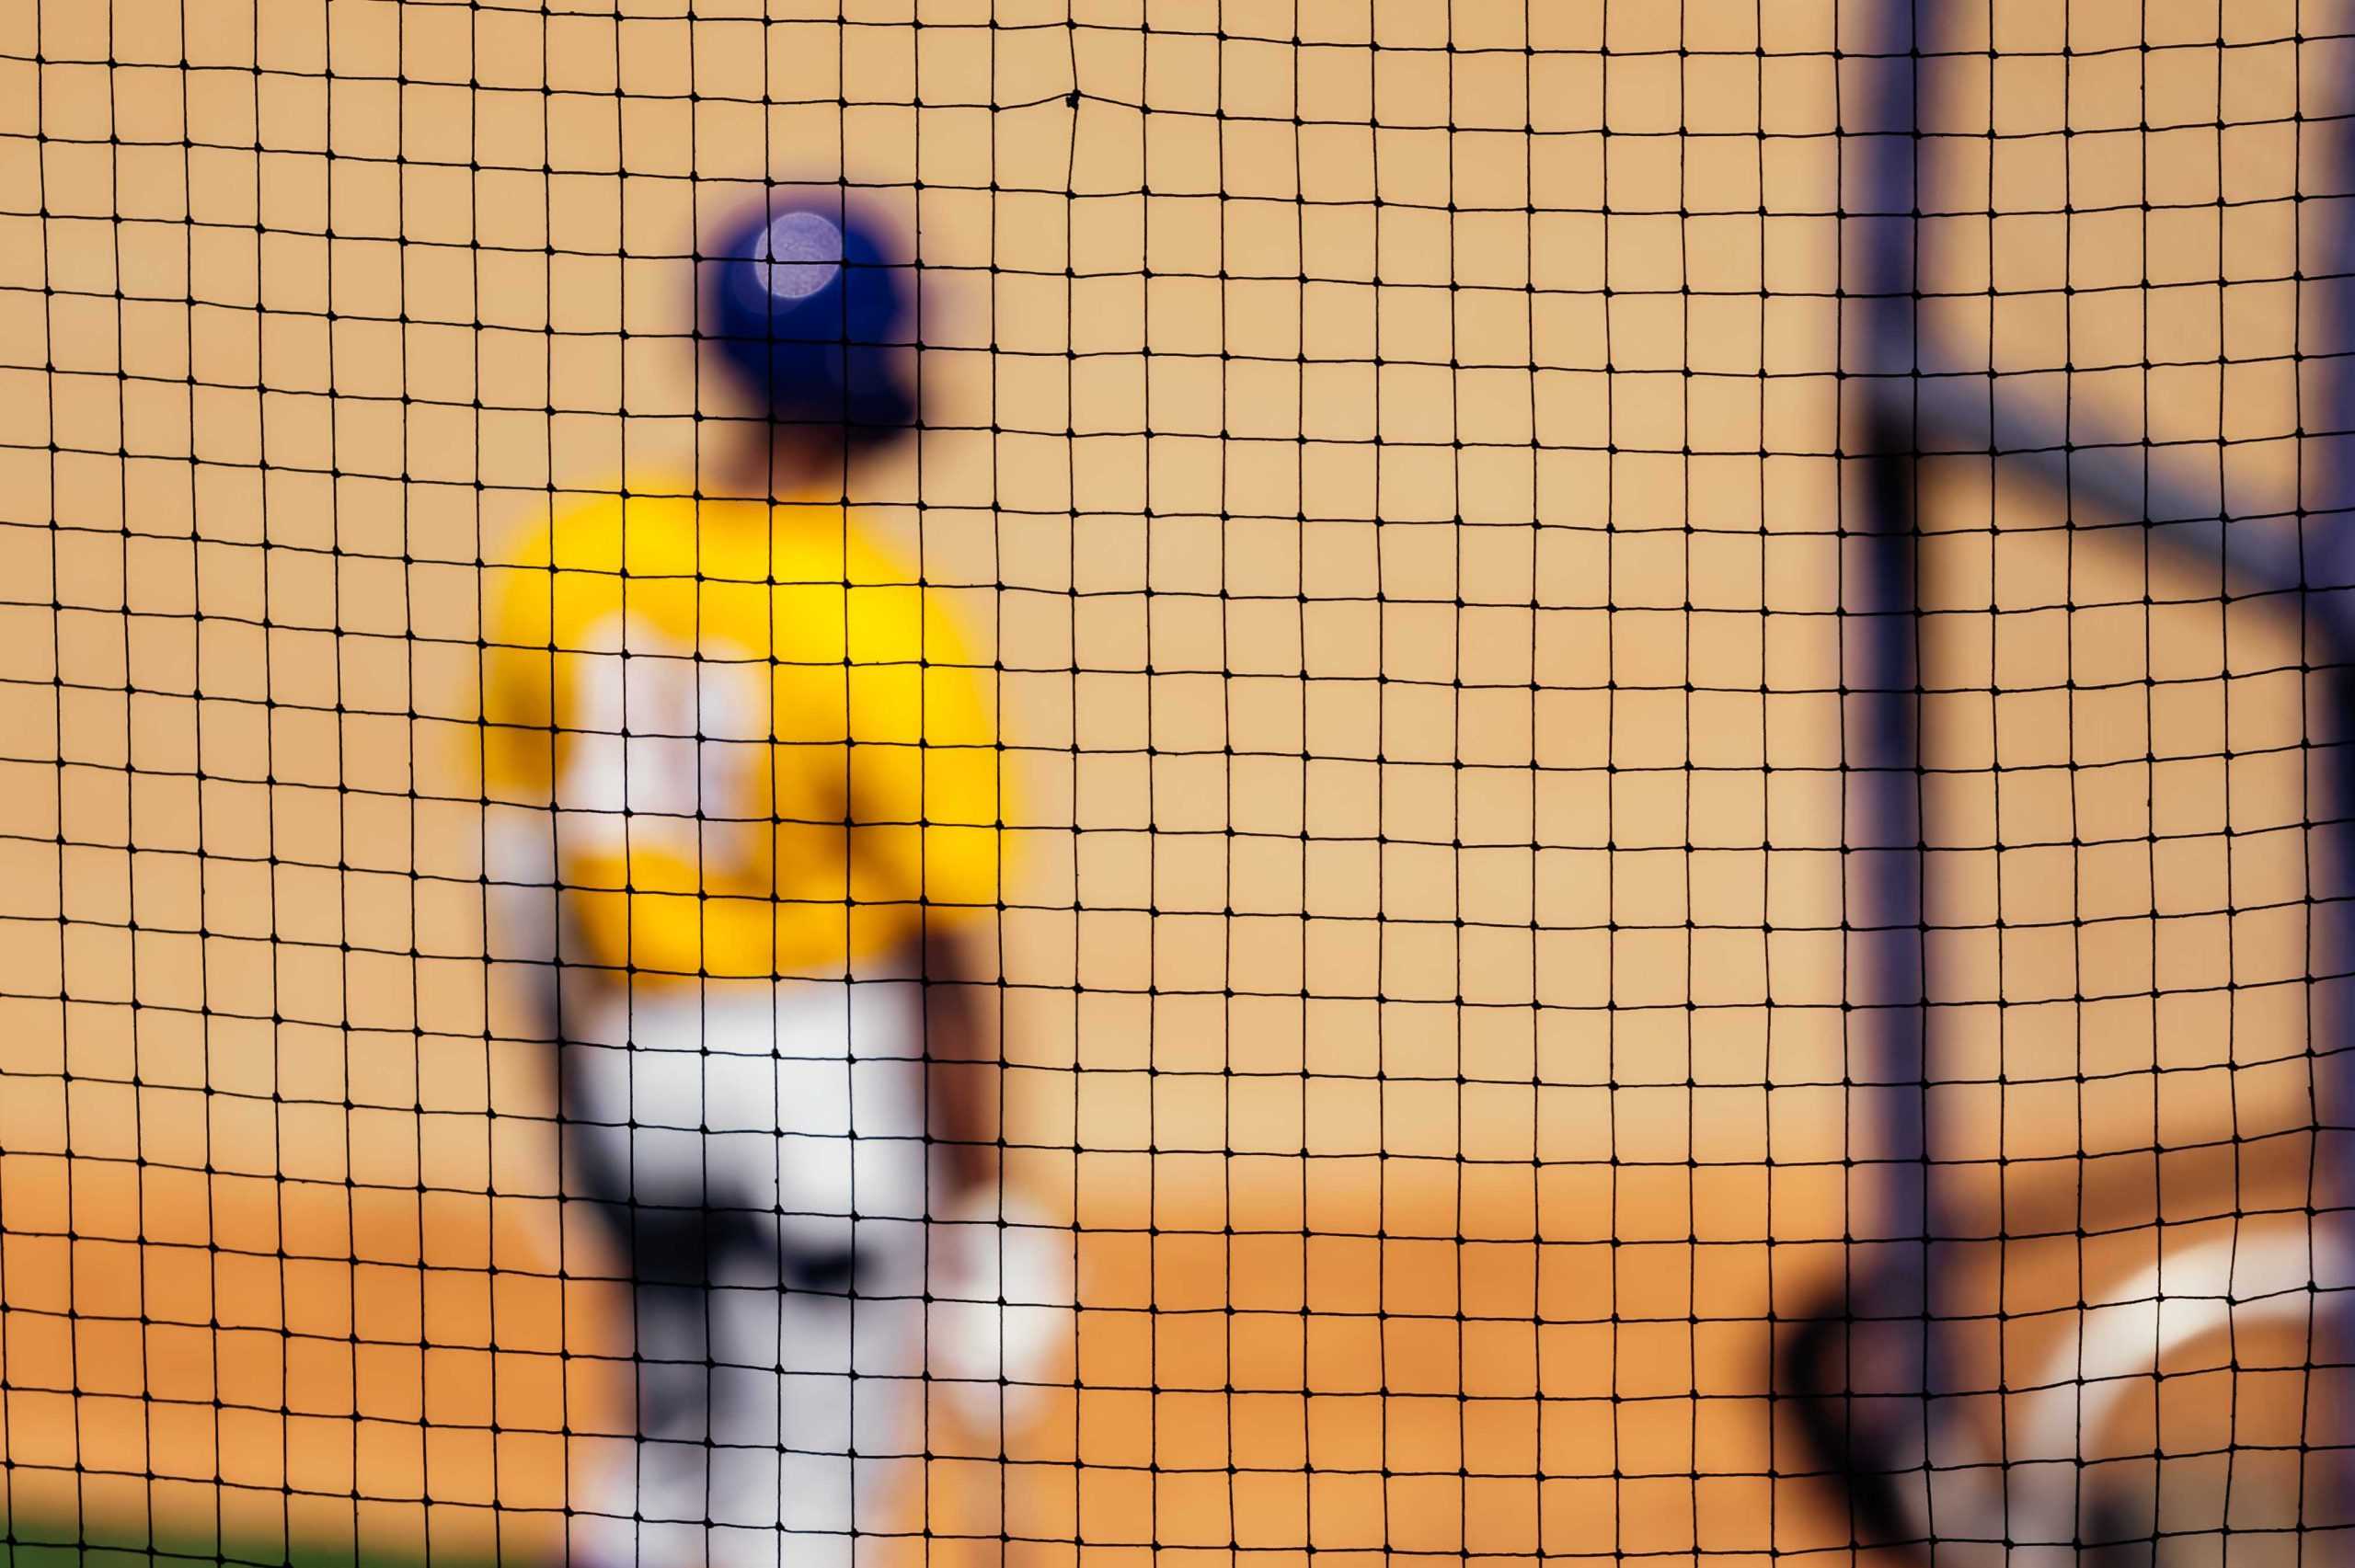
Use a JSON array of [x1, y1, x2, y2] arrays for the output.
[[924, 1185, 1075, 1448]]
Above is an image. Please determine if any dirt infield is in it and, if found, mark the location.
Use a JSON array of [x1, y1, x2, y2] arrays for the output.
[[2, 1143, 1889, 1563]]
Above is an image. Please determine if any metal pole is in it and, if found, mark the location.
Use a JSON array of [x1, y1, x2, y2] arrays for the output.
[[1777, 0, 1937, 1547], [1792, 11, 2355, 1554], [1846, 0, 1929, 1284]]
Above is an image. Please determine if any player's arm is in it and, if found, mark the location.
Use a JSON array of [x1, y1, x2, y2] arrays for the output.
[[475, 533, 569, 981], [922, 925, 995, 1193], [834, 576, 1011, 1195]]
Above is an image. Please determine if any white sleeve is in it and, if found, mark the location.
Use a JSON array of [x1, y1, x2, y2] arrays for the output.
[[483, 804, 560, 966]]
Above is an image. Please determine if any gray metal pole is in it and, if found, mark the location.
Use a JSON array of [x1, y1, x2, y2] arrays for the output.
[[1845, 0, 1929, 1280], [1803, 9, 2355, 1554], [1779, 0, 1938, 1546]]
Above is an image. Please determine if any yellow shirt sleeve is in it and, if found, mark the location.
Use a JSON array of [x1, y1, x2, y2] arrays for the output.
[[473, 489, 1011, 981], [474, 513, 559, 809], [837, 567, 1008, 913]]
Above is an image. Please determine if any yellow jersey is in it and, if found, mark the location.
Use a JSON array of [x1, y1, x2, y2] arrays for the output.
[[474, 483, 1006, 982]]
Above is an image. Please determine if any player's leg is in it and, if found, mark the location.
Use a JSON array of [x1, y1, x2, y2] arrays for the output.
[[754, 977, 1078, 1554], [555, 979, 748, 1567], [688, 1245, 923, 1568], [562, 976, 934, 1568], [554, 965, 1072, 1566], [667, 974, 1036, 1563], [762, 979, 931, 1563]]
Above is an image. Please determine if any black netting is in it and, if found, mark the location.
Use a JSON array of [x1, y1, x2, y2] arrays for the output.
[[2, 2, 2350, 1563]]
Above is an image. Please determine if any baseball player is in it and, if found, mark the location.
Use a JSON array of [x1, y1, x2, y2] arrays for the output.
[[471, 192, 1069, 1568]]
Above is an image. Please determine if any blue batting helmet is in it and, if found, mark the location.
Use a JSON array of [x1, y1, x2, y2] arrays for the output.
[[704, 195, 916, 434]]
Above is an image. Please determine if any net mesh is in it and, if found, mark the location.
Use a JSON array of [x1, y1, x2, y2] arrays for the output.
[[2, 0, 2351, 1562]]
